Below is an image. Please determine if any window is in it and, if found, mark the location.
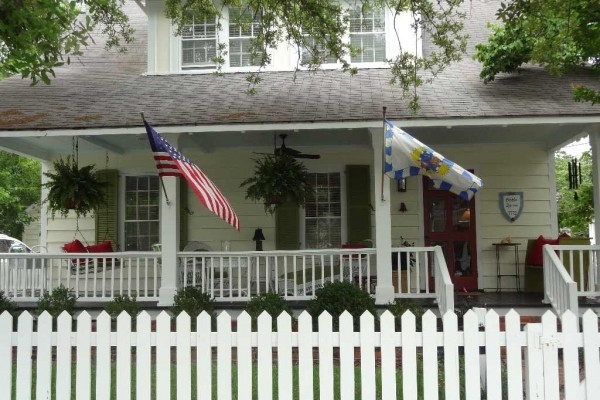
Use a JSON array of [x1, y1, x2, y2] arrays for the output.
[[301, 36, 338, 65], [124, 176, 160, 251], [181, 16, 218, 70], [304, 173, 342, 249], [348, 7, 386, 63], [228, 7, 261, 67]]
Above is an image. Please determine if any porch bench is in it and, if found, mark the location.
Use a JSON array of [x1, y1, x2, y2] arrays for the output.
[[63, 239, 120, 274], [524, 237, 590, 293]]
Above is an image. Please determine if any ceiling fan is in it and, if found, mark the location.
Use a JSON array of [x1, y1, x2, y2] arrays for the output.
[[273, 134, 320, 159]]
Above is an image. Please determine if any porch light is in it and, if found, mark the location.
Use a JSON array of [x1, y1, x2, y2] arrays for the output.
[[252, 228, 266, 251]]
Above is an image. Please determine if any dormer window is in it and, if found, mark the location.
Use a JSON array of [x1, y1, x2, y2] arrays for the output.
[[349, 7, 386, 63], [181, 16, 218, 70], [228, 7, 261, 67]]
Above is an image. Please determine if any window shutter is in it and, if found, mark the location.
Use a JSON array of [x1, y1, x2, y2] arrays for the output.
[[179, 181, 188, 250], [276, 202, 300, 250], [345, 165, 372, 244], [95, 169, 119, 249]]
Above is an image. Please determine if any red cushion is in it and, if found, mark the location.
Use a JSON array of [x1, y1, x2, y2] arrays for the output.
[[526, 235, 559, 267], [86, 241, 113, 253], [63, 239, 87, 253]]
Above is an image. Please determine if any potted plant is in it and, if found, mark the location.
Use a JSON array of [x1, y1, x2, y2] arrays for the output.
[[43, 156, 107, 218], [240, 154, 313, 214]]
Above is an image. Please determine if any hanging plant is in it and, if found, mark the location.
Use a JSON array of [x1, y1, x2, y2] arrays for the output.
[[43, 156, 107, 218], [241, 154, 313, 214]]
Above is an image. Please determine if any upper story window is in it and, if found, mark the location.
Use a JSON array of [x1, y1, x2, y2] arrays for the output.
[[348, 7, 386, 63], [301, 36, 338, 66], [181, 16, 218, 70], [228, 7, 261, 67]]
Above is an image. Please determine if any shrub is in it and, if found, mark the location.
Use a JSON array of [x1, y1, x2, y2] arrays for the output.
[[171, 286, 215, 329], [0, 290, 16, 316], [386, 300, 426, 331], [307, 281, 376, 330], [244, 292, 294, 330], [36, 286, 76, 318], [104, 295, 141, 319]]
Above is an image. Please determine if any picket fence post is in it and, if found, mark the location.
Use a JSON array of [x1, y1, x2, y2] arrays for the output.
[[443, 311, 460, 400], [137, 311, 152, 400], [379, 311, 396, 400], [156, 311, 171, 400], [257, 311, 273, 400], [463, 310, 481, 400], [76, 311, 92, 400], [56, 311, 72, 400], [525, 322, 544, 399], [504, 310, 523, 400], [278, 312, 293, 400], [561, 310, 580, 400], [485, 310, 502, 400], [401, 310, 417, 400], [582, 310, 600, 399], [541, 312, 559, 400], [16, 311, 33, 400], [422, 310, 439, 400], [237, 311, 252, 400], [96, 311, 111, 400], [297, 311, 314, 400], [318, 311, 334, 400], [36, 312, 52, 400], [177, 312, 192, 400], [197, 311, 212, 400], [0, 312, 11, 400]]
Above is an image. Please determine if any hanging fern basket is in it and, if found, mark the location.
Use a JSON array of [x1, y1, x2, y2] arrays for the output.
[[240, 154, 313, 214], [43, 156, 107, 218]]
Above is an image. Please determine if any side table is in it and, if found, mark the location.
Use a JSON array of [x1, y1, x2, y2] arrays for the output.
[[493, 243, 521, 292]]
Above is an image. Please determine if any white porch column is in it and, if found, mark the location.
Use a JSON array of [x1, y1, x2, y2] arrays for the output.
[[158, 175, 180, 306], [590, 128, 600, 244], [370, 128, 395, 304]]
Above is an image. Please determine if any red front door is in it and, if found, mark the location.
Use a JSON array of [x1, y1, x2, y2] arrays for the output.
[[423, 177, 478, 291]]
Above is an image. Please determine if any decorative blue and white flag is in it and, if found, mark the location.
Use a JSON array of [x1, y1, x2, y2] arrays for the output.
[[384, 120, 483, 201]]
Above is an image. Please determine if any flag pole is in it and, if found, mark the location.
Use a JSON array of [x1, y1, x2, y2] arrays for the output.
[[381, 106, 387, 201], [141, 112, 171, 205]]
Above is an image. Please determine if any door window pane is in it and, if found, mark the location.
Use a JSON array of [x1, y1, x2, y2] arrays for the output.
[[454, 241, 471, 276], [429, 196, 446, 232], [452, 197, 471, 231]]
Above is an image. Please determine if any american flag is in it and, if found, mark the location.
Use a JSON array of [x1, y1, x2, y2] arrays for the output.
[[144, 120, 240, 230]]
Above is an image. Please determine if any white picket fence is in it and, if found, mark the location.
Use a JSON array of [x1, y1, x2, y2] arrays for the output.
[[1, 309, 600, 400]]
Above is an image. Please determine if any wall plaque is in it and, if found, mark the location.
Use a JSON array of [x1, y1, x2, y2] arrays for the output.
[[499, 192, 523, 222]]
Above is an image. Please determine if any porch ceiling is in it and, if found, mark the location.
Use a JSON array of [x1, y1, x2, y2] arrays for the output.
[[0, 119, 592, 161]]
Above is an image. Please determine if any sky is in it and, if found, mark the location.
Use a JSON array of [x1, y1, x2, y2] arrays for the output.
[[560, 136, 590, 157]]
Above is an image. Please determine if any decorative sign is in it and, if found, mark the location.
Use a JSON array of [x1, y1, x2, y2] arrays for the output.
[[499, 192, 523, 222]]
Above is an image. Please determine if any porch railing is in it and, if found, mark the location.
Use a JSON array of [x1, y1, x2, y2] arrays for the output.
[[543, 245, 578, 316], [432, 246, 454, 314], [178, 249, 377, 301], [553, 244, 600, 297], [0, 252, 161, 301]]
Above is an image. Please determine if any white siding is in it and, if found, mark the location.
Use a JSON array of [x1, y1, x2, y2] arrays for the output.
[[390, 144, 553, 291]]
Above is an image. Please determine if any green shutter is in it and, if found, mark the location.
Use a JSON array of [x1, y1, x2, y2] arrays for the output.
[[346, 165, 372, 244], [276, 202, 300, 250], [95, 169, 119, 249], [179, 181, 188, 250]]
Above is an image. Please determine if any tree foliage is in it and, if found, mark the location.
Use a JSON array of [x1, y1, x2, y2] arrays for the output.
[[0, 0, 134, 84], [555, 150, 594, 237], [0, 152, 41, 239], [165, 0, 468, 112], [475, 0, 600, 105]]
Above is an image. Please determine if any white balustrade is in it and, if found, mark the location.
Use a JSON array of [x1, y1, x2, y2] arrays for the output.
[[0, 252, 161, 300], [543, 244, 579, 316]]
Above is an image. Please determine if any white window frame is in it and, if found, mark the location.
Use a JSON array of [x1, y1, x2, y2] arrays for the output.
[[119, 173, 161, 252], [347, 5, 387, 67], [300, 166, 347, 249], [179, 15, 219, 71]]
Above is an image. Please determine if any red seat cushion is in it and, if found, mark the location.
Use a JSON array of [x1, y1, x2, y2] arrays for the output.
[[63, 239, 87, 253], [86, 241, 113, 253], [526, 235, 559, 267]]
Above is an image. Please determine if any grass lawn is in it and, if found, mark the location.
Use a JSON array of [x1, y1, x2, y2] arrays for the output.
[[10, 358, 471, 400]]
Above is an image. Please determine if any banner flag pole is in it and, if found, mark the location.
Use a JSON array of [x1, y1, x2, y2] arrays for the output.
[[141, 112, 170, 205]]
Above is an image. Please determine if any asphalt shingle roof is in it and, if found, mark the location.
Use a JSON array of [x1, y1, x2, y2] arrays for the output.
[[0, 0, 598, 131]]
